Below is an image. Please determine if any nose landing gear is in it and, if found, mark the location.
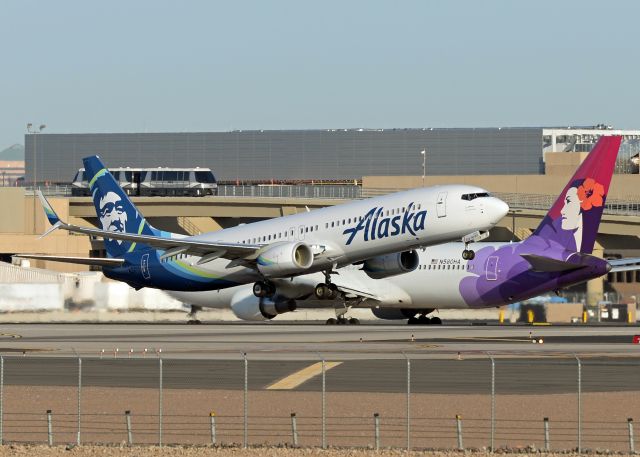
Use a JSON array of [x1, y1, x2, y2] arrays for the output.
[[187, 305, 202, 324], [461, 230, 490, 259]]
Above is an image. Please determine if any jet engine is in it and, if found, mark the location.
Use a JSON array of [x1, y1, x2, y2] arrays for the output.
[[256, 241, 314, 277], [230, 288, 297, 321], [363, 250, 419, 279], [371, 307, 434, 320]]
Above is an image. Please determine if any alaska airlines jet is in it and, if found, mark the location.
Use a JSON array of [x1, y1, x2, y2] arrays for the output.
[[20, 156, 508, 301], [168, 136, 640, 324]]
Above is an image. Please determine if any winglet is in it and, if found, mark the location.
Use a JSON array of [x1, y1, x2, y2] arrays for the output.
[[37, 190, 61, 226], [39, 221, 63, 239], [36, 190, 68, 238]]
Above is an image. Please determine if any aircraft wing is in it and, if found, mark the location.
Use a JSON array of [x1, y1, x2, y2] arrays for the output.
[[334, 284, 381, 301], [37, 191, 262, 263], [12, 254, 125, 267], [608, 257, 640, 273]]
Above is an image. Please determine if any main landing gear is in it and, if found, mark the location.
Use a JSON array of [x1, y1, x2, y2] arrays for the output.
[[253, 280, 275, 298], [326, 316, 360, 325], [315, 283, 338, 300], [407, 314, 442, 326], [315, 269, 339, 300]]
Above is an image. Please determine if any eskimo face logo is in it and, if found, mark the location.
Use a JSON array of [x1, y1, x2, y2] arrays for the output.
[[343, 202, 427, 245], [99, 191, 128, 244]]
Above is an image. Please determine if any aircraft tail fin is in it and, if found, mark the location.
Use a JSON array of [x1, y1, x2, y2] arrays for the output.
[[526, 136, 622, 254], [83, 155, 159, 258]]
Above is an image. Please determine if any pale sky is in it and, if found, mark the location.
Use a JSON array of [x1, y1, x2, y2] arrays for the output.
[[2, 0, 639, 148]]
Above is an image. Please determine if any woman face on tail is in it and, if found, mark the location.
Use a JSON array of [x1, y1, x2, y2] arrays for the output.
[[560, 186, 582, 231]]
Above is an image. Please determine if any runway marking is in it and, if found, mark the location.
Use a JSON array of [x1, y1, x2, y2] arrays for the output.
[[267, 362, 342, 390], [449, 337, 535, 343], [0, 333, 21, 339]]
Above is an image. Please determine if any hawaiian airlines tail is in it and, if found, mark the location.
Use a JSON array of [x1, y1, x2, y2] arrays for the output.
[[525, 135, 621, 255], [83, 156, 164, 257]]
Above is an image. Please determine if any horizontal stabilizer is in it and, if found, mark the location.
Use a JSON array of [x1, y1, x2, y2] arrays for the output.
[[607, 257, 640, 273], [520, 254, 585, 273], [13, 254, 125, 267], [609, 264, 640, 273]]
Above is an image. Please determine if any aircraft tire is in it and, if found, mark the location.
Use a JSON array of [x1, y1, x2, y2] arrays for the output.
[[348, 318, 360, 325], [326, 318, 337, 325], [253, 281, 272, 298], [431, 316, 442, 325], [315, 284, 327, 299]]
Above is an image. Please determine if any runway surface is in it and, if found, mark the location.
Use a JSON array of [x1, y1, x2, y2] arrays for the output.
[[0, 322, 639, 357], [0, 323, 638, 393]]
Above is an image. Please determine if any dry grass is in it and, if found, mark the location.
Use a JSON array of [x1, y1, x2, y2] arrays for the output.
[[0, 446, 637, 457]]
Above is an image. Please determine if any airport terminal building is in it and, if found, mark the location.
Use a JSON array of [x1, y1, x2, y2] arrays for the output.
[[25, 126, 640, 184]]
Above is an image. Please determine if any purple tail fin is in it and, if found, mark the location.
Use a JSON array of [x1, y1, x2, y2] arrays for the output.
[[526, 135, 622, 254]]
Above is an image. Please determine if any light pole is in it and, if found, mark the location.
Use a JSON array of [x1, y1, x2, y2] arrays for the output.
[[27, 123, 46, 232], [420, 149, 426, 187], [509, 209, 522, 242]]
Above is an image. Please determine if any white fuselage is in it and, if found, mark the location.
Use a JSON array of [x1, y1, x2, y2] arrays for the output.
[[168, 242, 513, 314], [159, 185, 507, 287]]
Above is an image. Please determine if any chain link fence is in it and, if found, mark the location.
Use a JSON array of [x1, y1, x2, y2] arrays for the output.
[[0, 353, 637, 451]]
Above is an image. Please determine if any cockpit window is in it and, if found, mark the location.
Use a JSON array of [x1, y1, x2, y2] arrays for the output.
[[461, 192, 490, 201]]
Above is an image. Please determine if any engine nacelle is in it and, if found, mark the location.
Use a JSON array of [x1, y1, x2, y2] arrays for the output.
[[363, 250, 419, 279], [371, 307, 434, 320], [256, 242, 314, 277], [230, 288, 297, 321]]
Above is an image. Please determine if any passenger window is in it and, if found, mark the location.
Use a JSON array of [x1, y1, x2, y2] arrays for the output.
[[331, 222, 334, 228], [325, 223, 328, 229], [315, 225, 318, 230]]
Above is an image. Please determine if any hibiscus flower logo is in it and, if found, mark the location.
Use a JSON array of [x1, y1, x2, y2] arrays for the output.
[[577, 178, 604, 211]]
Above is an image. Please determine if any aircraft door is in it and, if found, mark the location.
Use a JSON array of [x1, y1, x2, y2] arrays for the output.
[[485, 256, 499, 281], [436, 191, 448, 218]]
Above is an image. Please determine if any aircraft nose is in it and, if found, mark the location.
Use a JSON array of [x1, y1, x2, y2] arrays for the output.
[[488, 198, 510, 223]]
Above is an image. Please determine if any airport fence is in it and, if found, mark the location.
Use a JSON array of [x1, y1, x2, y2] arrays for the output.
[[0, 352, 638, 451]]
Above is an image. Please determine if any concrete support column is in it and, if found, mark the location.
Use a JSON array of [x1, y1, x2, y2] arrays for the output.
[[586, 242, 604, 308]]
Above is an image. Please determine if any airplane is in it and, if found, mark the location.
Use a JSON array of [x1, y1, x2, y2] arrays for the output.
[[166, 135, 640, 324], [18, 156, 509, 309]]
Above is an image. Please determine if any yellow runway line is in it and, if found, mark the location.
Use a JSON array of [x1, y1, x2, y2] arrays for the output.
[[267, 361, 342, 390]]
